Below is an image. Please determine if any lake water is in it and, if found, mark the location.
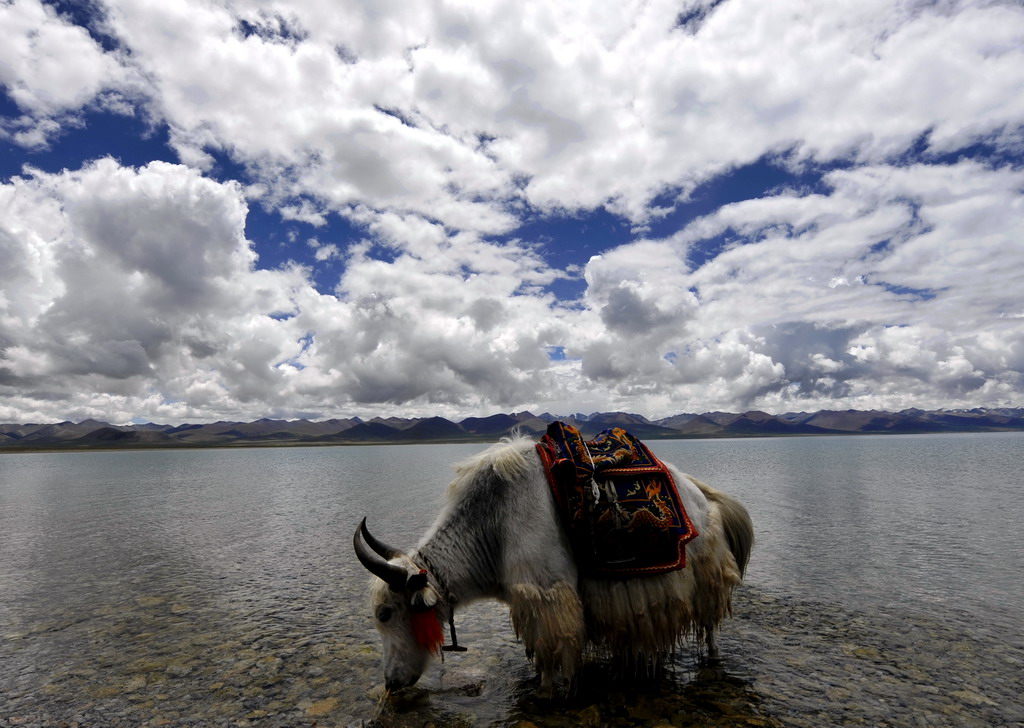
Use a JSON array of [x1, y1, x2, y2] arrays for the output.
[[2, 432, 1022, 727]]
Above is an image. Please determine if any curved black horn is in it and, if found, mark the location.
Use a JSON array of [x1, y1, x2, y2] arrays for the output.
[[359, 517, 402, 560], [354, 518, 408, 591]]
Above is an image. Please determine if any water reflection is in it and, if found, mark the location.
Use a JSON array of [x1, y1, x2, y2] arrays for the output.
[[2, 433, 1023, 726], [367, 632, 781, 728]]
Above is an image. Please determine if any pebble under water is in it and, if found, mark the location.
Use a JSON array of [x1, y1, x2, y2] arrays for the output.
[[3, 582, 1022, 727]]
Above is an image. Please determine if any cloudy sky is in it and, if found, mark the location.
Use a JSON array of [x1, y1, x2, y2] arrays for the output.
[[2, 0, 1023, 425]]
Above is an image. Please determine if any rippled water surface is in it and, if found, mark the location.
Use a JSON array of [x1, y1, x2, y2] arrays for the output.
[[653, 433, 1024, 627], [2, 433, 1022, 727]]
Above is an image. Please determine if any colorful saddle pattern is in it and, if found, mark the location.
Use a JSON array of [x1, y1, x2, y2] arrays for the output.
[[536, 422, 698, 578]]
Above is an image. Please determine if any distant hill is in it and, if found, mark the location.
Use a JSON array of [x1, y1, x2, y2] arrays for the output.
[[325, 421, 399, 442], [1, 407, 1021, 451], [401, 416, 468, 440], [460, 413, 521, 435], [74, 427, 177, 446]]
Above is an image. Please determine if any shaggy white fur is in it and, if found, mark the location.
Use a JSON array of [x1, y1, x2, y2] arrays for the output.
[[509, 580, 586, 693]]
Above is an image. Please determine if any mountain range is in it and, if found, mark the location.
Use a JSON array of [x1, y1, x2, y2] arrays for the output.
[[2, 407, 1023, 451]]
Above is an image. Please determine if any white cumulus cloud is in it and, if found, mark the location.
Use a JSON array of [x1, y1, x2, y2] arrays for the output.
[[1, 0, 1023, 423]]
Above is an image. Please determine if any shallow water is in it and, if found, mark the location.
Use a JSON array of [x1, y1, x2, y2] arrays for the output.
[[2, 433, 1022, 727]]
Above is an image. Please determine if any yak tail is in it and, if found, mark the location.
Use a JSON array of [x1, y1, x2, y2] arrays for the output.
[[691, 477, 754, 578]]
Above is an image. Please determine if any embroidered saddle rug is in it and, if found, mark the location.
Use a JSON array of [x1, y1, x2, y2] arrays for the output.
[[535, 421, 698, 578]]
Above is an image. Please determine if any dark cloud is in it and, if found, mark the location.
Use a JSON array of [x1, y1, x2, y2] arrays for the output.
[[600, 286, 676, 335]]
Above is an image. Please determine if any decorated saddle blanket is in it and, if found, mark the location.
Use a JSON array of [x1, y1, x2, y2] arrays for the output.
[[535, 421, 698, 578]]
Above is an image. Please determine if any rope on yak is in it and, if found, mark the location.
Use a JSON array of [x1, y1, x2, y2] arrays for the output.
[[442, 610, 468, 652]]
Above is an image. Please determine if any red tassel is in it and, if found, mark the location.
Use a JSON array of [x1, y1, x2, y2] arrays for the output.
[[410, 609, 444, 654]]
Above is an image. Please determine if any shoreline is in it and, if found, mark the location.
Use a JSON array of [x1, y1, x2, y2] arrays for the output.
[[3, 427, 1024, 455]]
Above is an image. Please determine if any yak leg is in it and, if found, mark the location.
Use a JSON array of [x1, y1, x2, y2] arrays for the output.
[[706, 629, 719, 660], [508, 581, 585, 695]]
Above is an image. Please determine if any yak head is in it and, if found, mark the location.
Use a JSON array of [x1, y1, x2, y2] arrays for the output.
[[353, 518, 444, 692]]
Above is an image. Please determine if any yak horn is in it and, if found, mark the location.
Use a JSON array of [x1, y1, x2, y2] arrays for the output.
[[354, 519, 408, 590], [359, 517, 402, 560]]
